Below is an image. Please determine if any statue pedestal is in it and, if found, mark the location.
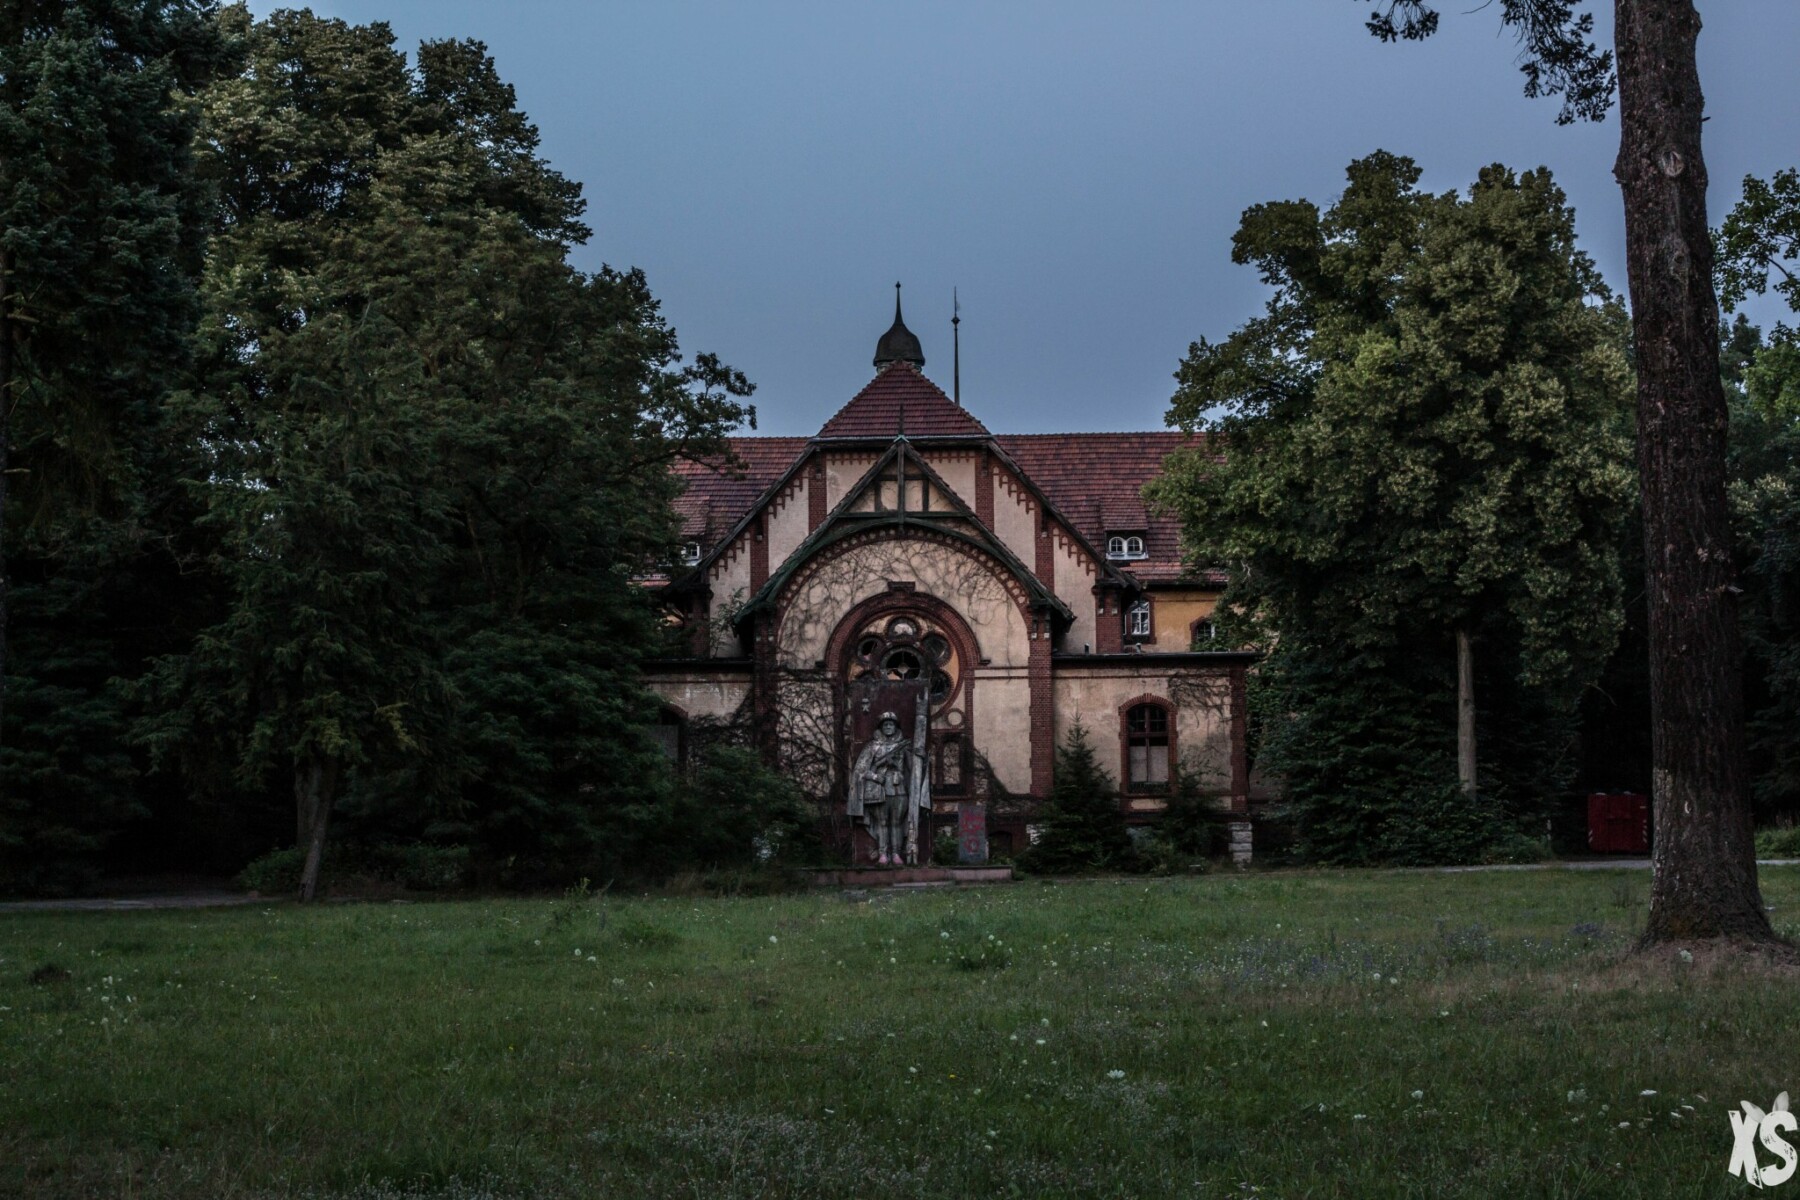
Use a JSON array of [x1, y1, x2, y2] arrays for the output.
[[810, 865, 1013, 888]]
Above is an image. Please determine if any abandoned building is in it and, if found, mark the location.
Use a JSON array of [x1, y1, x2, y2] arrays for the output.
[[645, 293, 1254, 860]]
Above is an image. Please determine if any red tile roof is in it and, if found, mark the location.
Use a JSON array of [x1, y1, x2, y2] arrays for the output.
[[672, 436, 809, 542], [816, 362, 989, 439], [995, 433, 1221, 585], [669, 426, 1223, 586]]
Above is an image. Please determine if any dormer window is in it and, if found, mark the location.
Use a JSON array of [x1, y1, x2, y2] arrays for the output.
[[1106, 534, 1146, 561], [680, 541, 702, 566]]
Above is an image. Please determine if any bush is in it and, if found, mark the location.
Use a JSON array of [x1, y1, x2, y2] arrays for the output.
[[237, 847, 306, 895], [1160, 764, 1230, 858], [1755, 826, 1800, 857], [931, 827, 959, 866], [1132, 831, 1209, 876], [1018, 724, 1134, 874], [235, 842, 470, 896]]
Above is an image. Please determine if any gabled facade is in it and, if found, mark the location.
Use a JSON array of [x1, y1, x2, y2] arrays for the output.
[[646, 303, 1251, 859]]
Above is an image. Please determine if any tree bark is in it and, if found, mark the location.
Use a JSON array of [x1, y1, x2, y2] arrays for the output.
[[1456, 627, 1477, 796], [296, 758, 340, 903], [0, 246, 11, 744], [1614, 0, 1776, 944]]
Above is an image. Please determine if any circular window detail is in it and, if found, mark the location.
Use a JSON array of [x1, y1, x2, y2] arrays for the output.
[[881, 647, 924, 681], [845, 611, 965, 711]]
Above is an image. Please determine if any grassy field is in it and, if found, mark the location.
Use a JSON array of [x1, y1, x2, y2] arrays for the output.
[[5, 868, 1799, 1199]]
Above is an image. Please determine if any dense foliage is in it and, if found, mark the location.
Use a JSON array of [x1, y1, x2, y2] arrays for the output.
[[2, 5, 760, 894], [0, 0, 227, 893], [1151, 153, 1635, 863]]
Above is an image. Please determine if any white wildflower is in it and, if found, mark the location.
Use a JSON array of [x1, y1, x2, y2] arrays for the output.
[[1107, 1069, 1126, 1080]]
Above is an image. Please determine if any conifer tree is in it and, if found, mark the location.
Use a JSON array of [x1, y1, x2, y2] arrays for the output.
[[1020, 724, 1134, 874]]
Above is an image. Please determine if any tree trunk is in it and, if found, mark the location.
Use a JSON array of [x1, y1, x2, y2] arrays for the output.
[[1613, 0, 1776, 944], [0, 245, 11, 743], [296, 758, 340, 903], [1456, 627, 1477, 796]]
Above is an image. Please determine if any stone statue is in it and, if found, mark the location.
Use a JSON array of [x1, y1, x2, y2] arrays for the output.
[[847, 710, 930, 866]]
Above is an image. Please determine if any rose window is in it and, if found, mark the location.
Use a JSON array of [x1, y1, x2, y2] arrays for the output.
[[851, 617, 958, 706]]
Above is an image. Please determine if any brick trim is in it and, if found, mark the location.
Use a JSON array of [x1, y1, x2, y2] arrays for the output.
[[1228, 664, 1249, 813], [808, 456, 827, 531], [1029, 619, 1054, 798], [976, 450, 995, 529]]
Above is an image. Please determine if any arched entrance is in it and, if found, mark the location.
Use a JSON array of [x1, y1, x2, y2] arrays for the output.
[[827, 591, 982, 857]]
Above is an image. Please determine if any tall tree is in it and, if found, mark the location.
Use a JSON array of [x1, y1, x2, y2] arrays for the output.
[[1359, 0, 1779, 944], [0, 0, 222, 738], [140, 9, 751, 899], [1153, 154, 1634, 860]]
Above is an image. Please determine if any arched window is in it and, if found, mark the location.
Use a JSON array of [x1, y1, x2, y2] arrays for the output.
[[1190, 618, 1217, 648], [1124, 703, 1171, 792], [1106, 534, 1147, 561], [1127, 600, 1152, 638]]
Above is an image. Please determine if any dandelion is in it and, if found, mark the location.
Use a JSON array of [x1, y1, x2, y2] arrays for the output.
[[587, 956, 597, 963], [573, 948, 582, 958], [1640, 1089, 1657, 1097], [1352, 1113, 1367, 1121], [908, 1066, 918, 1074], [1411, 1090, 1424, 1100], [1107, 1070, 1126, 1080], [769, 935, 778, 944], [1678, 949, 1693, 963], [1035, 1038, 1046, 1046], [940, 932, 950, 939], [1618, 1121, 1631, 1129]]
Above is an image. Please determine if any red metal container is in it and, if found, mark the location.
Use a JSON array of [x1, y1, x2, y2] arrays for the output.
[[1587, 792, 1650, 854]]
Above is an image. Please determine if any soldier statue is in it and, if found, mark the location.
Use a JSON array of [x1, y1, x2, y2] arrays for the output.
[[848, 710, 930, 866]]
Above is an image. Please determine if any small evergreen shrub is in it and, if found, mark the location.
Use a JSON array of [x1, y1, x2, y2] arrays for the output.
[[1018, 724, 1135, 874]]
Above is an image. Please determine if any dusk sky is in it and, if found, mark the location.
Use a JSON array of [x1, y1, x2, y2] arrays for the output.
[[249, 1, 1800, 436]]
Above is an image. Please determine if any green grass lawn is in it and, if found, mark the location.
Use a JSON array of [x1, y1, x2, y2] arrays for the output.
[[5, 868, 1799, 1199]]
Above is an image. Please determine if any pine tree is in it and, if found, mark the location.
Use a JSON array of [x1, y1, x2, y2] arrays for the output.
[[1020, 724, 1134, 874], [0, 2, 225, 890]]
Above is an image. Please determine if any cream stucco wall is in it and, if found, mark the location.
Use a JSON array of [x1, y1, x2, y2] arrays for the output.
[[1051, 665, 1235, 796], [989, 468, 1038, 574], [775, 534, 1030, 671], [766, 477, 810, 573], [922, 450, 978, 512], [971, 665, 1032, 794], [825, 452, 880, 510], [1051, 531, 1098, 652], [642, 671, 752, 723], [706, 537, 753, 637]]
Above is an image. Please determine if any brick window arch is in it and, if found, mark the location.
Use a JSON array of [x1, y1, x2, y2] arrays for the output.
[[1120, 696, 1175, 793]]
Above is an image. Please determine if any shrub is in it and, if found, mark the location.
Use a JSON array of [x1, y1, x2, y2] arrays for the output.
[[1159, 764, 1230, 858], [1018, 724, 1134, 874], [1755, 826, 1800, 857], [235, 842, 469, 896]]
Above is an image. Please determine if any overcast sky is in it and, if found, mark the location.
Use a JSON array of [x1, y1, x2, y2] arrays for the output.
[[249, 1, 1800, 436]]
